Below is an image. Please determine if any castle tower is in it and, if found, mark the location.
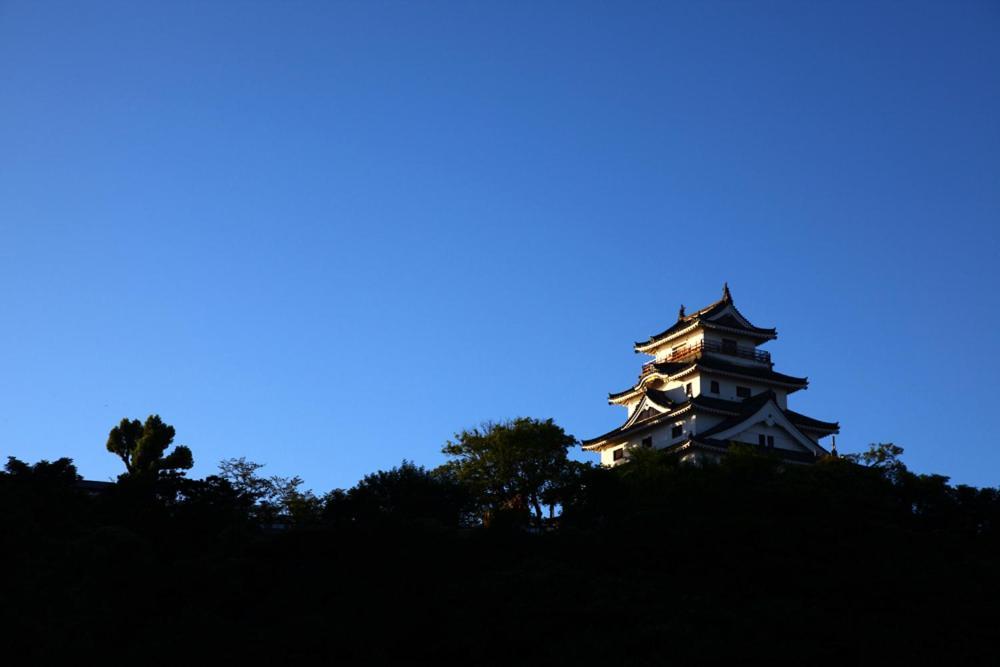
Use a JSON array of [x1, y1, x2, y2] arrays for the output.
[[582, 284, 839, 465]]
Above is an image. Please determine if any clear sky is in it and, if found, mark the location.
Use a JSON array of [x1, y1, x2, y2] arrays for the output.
[[1, 1, 998, 490]]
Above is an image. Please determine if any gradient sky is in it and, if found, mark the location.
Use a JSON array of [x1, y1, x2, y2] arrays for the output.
[[2, 1, 998, 491]]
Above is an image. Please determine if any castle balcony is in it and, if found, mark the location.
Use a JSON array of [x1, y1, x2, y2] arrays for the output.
[[641, 339, 771, 376]]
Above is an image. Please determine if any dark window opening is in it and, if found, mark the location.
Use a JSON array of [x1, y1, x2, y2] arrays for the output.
[[613, 448, 625, 461], [758, 434, 766, 447], [710, 380, 720, 394], [672, 425, 683, 438], [737, 386, 751, 398], [685, 382, 693, 397], [641, 436, 652, 448], [767, 435, 775, 449]]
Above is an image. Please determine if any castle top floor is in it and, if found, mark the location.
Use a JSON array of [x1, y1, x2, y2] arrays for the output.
[[634, 284, 777, 367]]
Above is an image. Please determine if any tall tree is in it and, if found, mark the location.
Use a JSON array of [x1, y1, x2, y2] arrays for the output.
[[106, 414, 193, 479], [440, 417, 576, 523]]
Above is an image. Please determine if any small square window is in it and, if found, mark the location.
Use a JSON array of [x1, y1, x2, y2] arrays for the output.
[[613, 448, 625, 461], [672, 425, 683, 438], [710, 380, 720, 394], [641, 436, 652, 448], [737, 386, 751, 398]]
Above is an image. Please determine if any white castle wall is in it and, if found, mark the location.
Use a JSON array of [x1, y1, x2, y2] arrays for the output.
[[600, 414, 696, 466]]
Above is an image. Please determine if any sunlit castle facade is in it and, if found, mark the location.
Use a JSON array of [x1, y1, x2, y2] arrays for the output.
[[582, 284, 839, 466]]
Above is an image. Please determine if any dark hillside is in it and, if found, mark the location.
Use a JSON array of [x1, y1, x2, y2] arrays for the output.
[[1, 444, 997, 663]]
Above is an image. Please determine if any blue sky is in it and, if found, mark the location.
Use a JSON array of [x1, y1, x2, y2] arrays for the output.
[[1, 1, 998, 490]]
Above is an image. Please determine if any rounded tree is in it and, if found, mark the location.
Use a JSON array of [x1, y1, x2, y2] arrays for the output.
[[440, 417, 577, 524]]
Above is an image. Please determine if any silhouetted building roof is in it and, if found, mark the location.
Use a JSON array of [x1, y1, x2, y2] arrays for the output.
[[76, 480, 114, 495]]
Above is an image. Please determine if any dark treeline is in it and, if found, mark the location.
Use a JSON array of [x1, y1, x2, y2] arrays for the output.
[[2, 415, 998, 663]]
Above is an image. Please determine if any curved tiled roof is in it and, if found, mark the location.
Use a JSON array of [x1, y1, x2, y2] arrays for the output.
[[643, 388, 676, 411], [680, 356, 807, 387], [609, 356, 807, 401], [634, 286, 777, 351], [648, 360, 692, 376], [608, 385, 643, 402], [784, 409, 840, 433]]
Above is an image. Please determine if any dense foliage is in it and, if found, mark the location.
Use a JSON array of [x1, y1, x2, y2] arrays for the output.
[[1, 416, 997, 662], [440, 417, 580, 522]]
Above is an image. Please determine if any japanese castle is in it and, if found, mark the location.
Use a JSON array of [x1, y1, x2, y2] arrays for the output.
[[582, 284, 839, 465]]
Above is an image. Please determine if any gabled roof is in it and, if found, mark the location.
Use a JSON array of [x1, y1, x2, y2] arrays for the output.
[[693, 391, 829, 455], [634, 284, 777, 352], [583, 390, 837, 452], [613, 392, 672, 432], [584, 393, 751, 449], [583, 394, 706, 449], [606, 361, 691, 402]]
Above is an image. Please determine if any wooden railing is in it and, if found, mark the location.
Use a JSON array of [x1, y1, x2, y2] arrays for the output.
[[641, 339, 770, 376]]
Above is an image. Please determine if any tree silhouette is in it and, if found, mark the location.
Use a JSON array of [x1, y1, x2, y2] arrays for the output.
[[217, 456, 316, 522], [4, 456, 80, 485], [105, 414, 193, 479], [328, 460, 469, 528], [845, 442, 906, 481]]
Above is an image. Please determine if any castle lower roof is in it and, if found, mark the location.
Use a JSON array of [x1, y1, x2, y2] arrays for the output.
[[666, 437, 823, 464], [583, 394, 743, 447], [582, 390, 838, 450]]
